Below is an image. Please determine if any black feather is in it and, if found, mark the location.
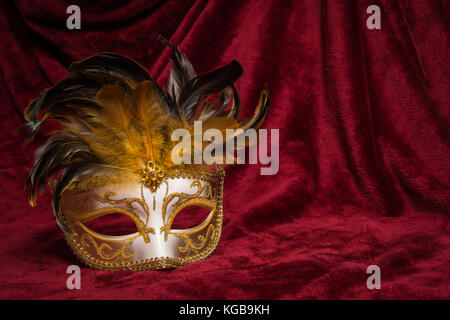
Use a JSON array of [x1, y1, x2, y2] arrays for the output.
[[67, 53, 151, 89], [178, 60, 243, 120], [26, 132, 94, 203], [223, 85, 241, 118], [25, 78, 101, 122], [24, 53, 158, 136], [152, 80, 181, 118], [157, 35, 197, 104]]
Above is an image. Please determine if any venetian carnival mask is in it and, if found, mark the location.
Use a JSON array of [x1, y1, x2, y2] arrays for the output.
[[23, 36, 269, 270]]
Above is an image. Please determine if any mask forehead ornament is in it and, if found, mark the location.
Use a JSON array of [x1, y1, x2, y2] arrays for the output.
[[142, 161, 165, 192], [23, 36, 269, 270]]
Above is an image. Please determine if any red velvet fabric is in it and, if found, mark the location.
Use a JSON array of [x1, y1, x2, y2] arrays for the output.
[[0, 0, 448, 299]]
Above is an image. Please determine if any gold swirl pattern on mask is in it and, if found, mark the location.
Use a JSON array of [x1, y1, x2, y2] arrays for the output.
[[90, 191, 154, 241], [91, 191, 151, 227], [177, 224, 215, 253], [161, 180, 215, 240], [66, 192, 153, 243], [80, 233, 135, 260]]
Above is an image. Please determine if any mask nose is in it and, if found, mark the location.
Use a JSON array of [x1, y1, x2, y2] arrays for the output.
[[152, 230, 169, 257]]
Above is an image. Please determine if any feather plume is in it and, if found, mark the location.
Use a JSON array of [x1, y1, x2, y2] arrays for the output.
[[157, 35, 197, 104], [24, 37, 270, 230]]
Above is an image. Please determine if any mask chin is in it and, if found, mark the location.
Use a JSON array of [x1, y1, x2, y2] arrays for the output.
[[60, 169, 225, 270]]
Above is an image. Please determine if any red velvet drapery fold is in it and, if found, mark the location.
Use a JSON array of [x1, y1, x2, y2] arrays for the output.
[[0, 0, 448, 299]]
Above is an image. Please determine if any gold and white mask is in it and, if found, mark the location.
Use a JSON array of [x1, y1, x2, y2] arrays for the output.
[[60, 169, 224, 270], [24, 36, 269, 270]]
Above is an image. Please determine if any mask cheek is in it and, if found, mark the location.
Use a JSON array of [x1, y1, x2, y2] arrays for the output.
[[63, 208, 145, 262]]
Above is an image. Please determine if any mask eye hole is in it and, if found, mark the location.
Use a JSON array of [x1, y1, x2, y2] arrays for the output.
[[171, 206, 212, 230], [83, 213, 138, 236]]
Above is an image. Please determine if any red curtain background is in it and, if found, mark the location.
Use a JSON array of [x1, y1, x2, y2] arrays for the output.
[[0, 0, 448, 299]]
